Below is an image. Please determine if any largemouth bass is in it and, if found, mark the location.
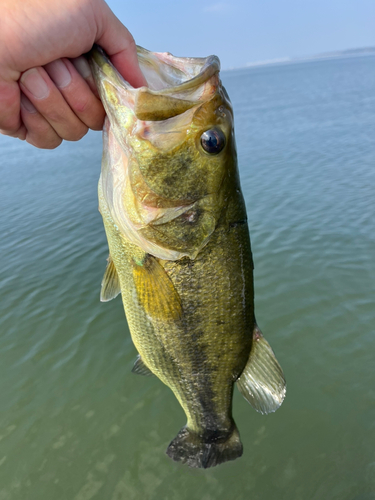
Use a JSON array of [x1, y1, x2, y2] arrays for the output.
[[89, 45, 286, 469]]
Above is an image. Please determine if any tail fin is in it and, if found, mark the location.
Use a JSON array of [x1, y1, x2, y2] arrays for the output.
[[166, 426, 243, 469]]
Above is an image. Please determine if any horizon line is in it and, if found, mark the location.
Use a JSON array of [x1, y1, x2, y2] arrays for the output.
[[223, 46, 375, 71]]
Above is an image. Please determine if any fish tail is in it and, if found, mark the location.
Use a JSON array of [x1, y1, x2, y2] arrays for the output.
[[166, 425, 243, 469]]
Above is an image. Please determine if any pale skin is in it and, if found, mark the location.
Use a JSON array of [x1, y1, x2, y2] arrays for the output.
[[0, 0, 147, 149]]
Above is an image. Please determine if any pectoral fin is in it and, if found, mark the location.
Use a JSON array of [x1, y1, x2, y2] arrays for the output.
[[236, 325, 286, 414], [132, 255, 182, 321], [132, 355, 155, 377], [100, 255, 121, 302]]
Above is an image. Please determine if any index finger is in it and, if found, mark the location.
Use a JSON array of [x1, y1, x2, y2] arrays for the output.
[[0, 78, 22, 135]]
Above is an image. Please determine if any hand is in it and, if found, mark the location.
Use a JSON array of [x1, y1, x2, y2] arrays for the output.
[[0, 0, 147, 149]]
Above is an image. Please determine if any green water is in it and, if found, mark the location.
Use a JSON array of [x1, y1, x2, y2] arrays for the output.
[[0, 55, 374, 499]]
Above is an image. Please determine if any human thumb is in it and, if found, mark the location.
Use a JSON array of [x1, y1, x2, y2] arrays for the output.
[[93, 0, 147, 88]]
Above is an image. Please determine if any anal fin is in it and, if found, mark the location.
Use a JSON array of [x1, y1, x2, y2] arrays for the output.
[[132, 355, 155, 377], [236, 325, 286, 415], [100, 255, 121, 302]]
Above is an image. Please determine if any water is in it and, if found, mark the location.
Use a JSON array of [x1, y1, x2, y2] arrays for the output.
[[0, 55, 374, 499]]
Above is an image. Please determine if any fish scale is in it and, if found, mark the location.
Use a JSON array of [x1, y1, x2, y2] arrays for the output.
[[90, 45, 286, 468]]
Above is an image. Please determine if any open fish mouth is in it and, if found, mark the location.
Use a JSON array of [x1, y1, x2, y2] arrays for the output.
[[136, 46, 220, 93], [88, 45, 233, 261], [89, 45, 221, 121]]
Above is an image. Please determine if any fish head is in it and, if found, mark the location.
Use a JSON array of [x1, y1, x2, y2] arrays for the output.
[[90, 45, 238, 260]]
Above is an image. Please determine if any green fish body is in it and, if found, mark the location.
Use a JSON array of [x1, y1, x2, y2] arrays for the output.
[[90, 46, 286, 468]]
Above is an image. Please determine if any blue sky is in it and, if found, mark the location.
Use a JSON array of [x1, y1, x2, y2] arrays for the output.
[[107, 0, 375, 69]]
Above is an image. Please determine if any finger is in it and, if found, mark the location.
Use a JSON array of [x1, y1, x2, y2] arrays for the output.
[[44, 58, 105, 131], [19, 66, 88, 142], [0, 79, 23, 135], [95, 2, 147, 88], [0, 123, 27, 141], [20, 93, 62, 149], [71, 56, 100, 98]]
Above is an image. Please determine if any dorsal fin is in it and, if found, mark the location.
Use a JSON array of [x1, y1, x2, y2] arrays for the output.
[[236, 325, 286, 414], [100, 255, 121, 302], [132, 255, 182, 321]]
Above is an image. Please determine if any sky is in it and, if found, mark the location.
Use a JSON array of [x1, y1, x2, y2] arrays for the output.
[[106, 0, 375, 69]]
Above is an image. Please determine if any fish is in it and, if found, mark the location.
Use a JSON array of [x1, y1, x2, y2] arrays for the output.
[[89, 45, 286, 469]]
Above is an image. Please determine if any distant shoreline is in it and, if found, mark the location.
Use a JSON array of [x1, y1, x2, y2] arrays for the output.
[[224, 47, 375, 71]]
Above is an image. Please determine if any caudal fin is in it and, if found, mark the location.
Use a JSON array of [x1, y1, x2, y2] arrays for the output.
[[166, 426, 243, 469]]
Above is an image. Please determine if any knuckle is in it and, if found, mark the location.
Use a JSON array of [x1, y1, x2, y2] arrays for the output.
[[44, 138, 63, 150], [0, 110, 21, 134], [126, 34, 137, 51], [77, 127, 89, 141], [0, 124, 20, 137], [46, 137, 63, 149], [47, 109, 65, 123], [0, 128, 14, 137], [27, 134, 63, 150], [90, 119, 104, 132], [128, 39, 137, 53], [64, 125, 88, 142], [73, 95, 91, 115], [83, 100, 105, 129], [87, 109, 105, 131]]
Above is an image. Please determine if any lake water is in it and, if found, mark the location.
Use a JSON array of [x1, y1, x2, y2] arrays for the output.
[[0, 55, 374, 500]]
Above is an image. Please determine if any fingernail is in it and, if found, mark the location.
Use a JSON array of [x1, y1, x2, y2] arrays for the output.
[[20, 69, 49, 99], [20, 93, 37, 113], [72, 56, 92, 80], [45, 59, 72, 88]]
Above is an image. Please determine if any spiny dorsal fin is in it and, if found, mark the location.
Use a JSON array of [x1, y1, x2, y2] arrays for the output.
[[132, 355, 155, 377], [100, 255, 121, 302], [132, 255, 182, 321], [236, 325, 286, 414]]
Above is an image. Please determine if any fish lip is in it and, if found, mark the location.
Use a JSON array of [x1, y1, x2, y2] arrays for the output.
[[89, 44, 126, 88], [88, 44, 220, 94], [148, 54, 220, 95]]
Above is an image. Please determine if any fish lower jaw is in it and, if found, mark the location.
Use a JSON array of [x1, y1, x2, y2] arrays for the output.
[[166, 424, 243, 469]]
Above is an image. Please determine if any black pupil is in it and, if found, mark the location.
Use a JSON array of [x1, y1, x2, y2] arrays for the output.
[[200, 129, 225, 154]]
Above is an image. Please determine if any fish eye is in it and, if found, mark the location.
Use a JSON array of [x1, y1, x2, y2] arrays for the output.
[[200, 128, 226, 155]]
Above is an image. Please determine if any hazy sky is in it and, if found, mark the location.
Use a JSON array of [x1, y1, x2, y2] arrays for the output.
[[106, 0, 375, 69]]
